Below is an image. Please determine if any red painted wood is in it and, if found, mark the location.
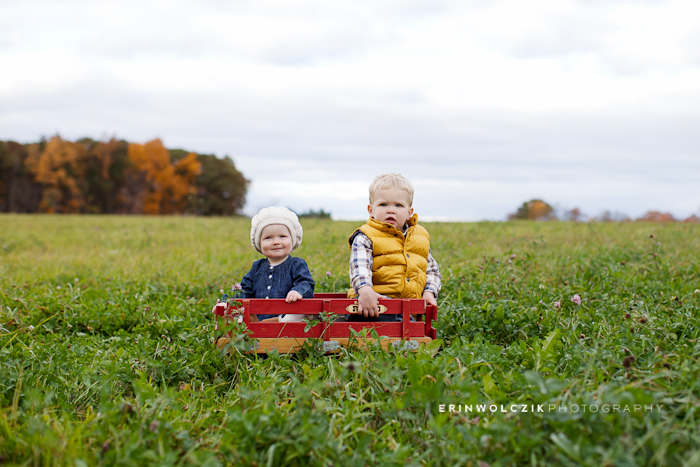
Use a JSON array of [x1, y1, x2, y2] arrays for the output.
[[322, 300, 331, 341], [428, 304, 438, 339], [424, 303, 434, 337], [252, 322, 319, 338], [234, 299, 426, 316], [242, 300, 251, 326]]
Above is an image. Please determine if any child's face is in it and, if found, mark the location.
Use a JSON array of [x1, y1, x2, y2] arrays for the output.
[[368, 188, 413, 228], [260, 224, 293, 265]]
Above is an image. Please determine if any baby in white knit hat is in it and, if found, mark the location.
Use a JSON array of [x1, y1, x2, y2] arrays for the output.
[[237, 206, 315, 322]]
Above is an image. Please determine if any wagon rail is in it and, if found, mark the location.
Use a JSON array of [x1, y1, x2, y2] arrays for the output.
[[214, 292, 437, 353]]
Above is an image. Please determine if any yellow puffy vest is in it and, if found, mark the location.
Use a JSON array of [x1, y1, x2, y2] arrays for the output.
[[348, 214, 430, 298]]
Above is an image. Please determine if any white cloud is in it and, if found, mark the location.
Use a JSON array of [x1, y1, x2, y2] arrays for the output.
[[1, 0, 699, 220]]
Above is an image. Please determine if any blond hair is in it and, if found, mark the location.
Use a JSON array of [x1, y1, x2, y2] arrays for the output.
[[369, 173, 414, 206]]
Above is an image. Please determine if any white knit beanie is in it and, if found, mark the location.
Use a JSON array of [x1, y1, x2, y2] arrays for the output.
[[250, 206, 303, 254]]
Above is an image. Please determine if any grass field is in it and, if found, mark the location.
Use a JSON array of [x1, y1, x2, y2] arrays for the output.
[[1, 214, 699, 466]]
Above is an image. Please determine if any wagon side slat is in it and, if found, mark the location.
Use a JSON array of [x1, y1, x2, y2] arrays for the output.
[[231, 298, 428, 317], [214, 297, 438, 354]]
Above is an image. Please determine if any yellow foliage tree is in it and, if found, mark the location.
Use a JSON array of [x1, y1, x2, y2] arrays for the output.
[[127, 139, 201, 214], [25, 136, 87, 213], [508, 199, 556, 221]]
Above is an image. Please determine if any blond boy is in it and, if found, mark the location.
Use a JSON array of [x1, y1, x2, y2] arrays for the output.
[[349, 173, 441, 318]]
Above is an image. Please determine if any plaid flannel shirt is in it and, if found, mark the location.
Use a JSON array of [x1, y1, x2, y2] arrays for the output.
[[349, 228, 441, 297]]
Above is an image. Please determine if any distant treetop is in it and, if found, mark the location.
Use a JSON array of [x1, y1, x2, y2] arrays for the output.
[[298, 208, 332, 219], [508, 199, 556, 221]]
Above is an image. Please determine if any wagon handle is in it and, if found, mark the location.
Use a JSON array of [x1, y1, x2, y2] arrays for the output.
[[345, 303, 387, 314]]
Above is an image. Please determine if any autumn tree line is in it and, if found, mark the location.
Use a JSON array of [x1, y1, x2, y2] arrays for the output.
[[0, 137, 248, 215], [2, 141, 696, 222], [509, 199, 700, 223]]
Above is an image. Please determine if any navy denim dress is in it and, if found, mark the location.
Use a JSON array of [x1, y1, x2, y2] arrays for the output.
[[240, 256, 315, 320]]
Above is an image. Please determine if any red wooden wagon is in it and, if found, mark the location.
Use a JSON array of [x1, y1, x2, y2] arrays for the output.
[[213, 292, 438, 353]]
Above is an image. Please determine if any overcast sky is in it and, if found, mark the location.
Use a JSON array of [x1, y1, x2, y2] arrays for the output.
[[2, 0, 699, 220]]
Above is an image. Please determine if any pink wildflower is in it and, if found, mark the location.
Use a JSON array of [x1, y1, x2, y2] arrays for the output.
[[149, 420, 160, 433], [571, 294, 581, 306], [232, 283, 242, 290], [326, 271, 332, 278], [553, 301, 561, 308]]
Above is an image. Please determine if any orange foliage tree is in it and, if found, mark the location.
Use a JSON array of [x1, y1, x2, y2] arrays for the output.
[[25, 136, 88, 213], [508, 199, 556, 220], [636, 211, 676, 222], [126, 139, 201, 214]]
